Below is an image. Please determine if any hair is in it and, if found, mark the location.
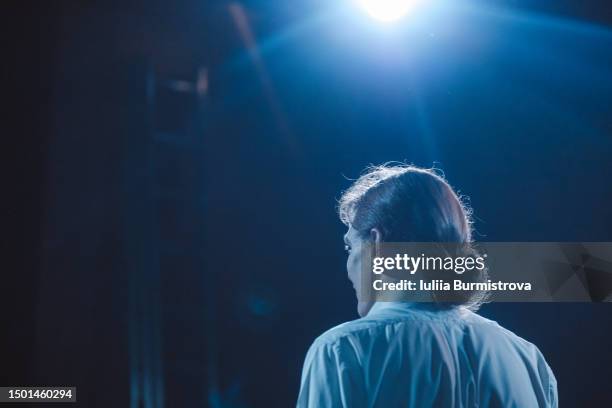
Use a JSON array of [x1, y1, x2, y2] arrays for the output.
[[338, 163, 489, 310]]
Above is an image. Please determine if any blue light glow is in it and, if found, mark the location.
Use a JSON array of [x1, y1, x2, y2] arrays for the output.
[[358, 0, 421, 22]]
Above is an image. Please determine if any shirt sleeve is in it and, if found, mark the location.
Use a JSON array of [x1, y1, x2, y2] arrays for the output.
[[296, 339, 364, 408], [548, 364, 558, 408]]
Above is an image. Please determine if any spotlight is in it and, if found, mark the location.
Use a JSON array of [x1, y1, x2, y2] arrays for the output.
[[358, 0, 420, 22]]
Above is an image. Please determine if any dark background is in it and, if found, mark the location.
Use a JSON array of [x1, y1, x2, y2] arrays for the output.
[[4, 0, 612, 407]]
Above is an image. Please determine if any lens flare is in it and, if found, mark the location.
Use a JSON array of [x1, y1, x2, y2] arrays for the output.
[[359, 0, 419, 22]]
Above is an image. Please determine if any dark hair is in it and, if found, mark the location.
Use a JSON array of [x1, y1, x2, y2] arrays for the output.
[[338, 164, 489, 310]]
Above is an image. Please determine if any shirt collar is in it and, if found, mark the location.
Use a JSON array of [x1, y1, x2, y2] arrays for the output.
[[366, 301, 416, 316], [366, 301, 465, 318]]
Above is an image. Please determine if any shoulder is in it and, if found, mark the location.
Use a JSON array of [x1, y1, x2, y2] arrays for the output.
[[463, 310, 540, 349], [462, 310, 556, 379], [465, 310, 557, 393], [308, 316, 388, 350]]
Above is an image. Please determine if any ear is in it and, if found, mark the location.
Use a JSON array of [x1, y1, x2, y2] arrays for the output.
[[370, 227, 382, 243], [370, 228, 382, 258]]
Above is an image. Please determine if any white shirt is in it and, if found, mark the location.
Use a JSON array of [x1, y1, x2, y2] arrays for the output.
[[297, 302, 557, 408]]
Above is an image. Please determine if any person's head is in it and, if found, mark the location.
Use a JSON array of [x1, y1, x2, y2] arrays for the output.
[[338, 163, 486, 316]]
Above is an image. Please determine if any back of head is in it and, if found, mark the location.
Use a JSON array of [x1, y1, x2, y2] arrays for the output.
[[338, 164, 488, 310]]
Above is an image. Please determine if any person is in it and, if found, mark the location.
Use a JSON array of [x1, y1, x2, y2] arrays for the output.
[[297, 164, 557, 407]]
